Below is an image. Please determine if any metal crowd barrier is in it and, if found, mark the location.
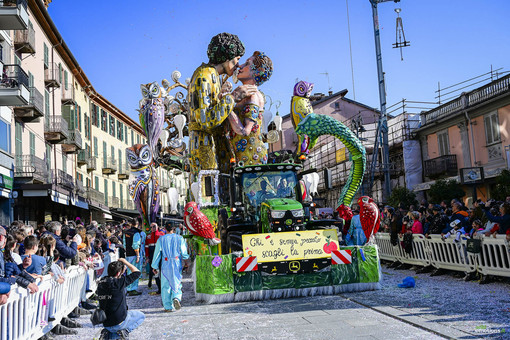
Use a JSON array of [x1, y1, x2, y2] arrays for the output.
[[0, 249, 120, 340], [375, 233, 510, 278]]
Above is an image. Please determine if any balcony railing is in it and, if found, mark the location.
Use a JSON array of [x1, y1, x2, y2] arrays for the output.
[[75, 179, 85, 195], [13, 86, 44, 122], [61, 82, 75, 105], [56, 169, 75, 191], [14, 154, 49, 184], [44, 115, 69, 143], [77, 149, 88, 166], [423, 74, 510, 125], [125, 199, 135, 210], [13, 25, 35, 54], [44, 63, 60, 88], [109, 196, 120, 209], [0, 0, 28, 30], [118, 164, 129, 180], [424, 154, 458, 179], [102, 157, 117, 174], [86, 156, 97, 171], [86, 186, 105, 204], [62, 129, 82, 154], [0, 64, 29, 105]]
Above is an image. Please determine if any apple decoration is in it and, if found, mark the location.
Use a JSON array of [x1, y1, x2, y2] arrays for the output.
[[323, 236, 338, 254]]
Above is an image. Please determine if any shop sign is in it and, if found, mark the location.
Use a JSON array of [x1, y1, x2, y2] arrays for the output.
[[242, 229, 339, 263]]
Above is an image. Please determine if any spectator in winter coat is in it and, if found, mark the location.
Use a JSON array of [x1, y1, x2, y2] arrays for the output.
[[483, 202, 510, 236], [45, 221, 80, 262], [426, 205, 447, 236], [410, 211, 423, 234], [451, 202, 469, 230]]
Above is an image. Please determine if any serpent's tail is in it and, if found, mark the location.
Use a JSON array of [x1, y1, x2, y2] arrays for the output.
[[295, 113, 366, 207]]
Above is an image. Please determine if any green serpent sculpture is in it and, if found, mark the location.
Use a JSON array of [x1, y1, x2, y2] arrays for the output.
[[291, 81, 366, 217]]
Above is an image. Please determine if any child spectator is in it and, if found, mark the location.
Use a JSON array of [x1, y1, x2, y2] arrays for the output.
[[442, 219, 465, 242], [21, 235, 48, 275]]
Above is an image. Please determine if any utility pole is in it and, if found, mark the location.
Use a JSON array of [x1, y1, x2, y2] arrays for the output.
[[367, 0, 398, 202]]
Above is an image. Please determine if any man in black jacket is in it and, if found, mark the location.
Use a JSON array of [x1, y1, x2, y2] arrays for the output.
[[97, 258, 145, 340]]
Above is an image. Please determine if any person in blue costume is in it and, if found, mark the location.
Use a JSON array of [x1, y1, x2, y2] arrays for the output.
[[123, 219, 144, 296], [345, 208, 367, 246], [151, 224, 189, 312]]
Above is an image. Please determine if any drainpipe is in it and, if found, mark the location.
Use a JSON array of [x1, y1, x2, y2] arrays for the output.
[[464, 110, 476, 166]]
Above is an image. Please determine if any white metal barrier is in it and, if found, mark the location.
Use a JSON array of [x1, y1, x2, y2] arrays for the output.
[[0, 249, 120, 340], [375, 233, 510, 278]]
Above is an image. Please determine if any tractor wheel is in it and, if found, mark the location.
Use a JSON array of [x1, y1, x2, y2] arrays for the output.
[[226, 231, 244, 253]]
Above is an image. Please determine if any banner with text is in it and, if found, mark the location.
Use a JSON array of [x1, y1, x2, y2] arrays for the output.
[[242, 229, 339, 263]]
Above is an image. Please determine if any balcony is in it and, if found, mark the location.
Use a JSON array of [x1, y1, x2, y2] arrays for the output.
[[44, 63, 60, 88], [0, 0, 28, 30], [75, 179, 85, 195], [86, 186, 105, 205], [61, 129, 82, 154], [44, 115, 68, 143], [61, 82, 75, 105], [118, 164, 129, 180], [56, 169, 75, 191], [13, 87, 44, 122], [109, 196, 120, 209], [13, 25, 35, 54], [125, 199, 135, 210], [86, 156, 97, 171], [424, 154, 458, 179], [77, 149, 88, 166], [0, 64, 29, 105], [102, 157, 117, 175], [14, 155, 49, 184]]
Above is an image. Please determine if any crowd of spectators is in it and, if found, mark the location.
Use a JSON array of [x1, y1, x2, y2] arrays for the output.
[[380, 196, 510, 282]]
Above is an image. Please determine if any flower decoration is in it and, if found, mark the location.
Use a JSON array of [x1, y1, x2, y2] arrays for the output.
[[251, 124, 259, 133], [212, 255, 223, 267], [236, 139, 248, 152]]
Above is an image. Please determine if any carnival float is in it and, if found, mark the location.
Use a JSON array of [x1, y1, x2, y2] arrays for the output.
[[127, 33, 382, 303]]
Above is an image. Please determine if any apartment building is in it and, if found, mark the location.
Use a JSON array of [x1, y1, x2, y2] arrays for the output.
[[0, 0, 30, 224], [414, 74, 510, 203], [0, 0, 184, 226]]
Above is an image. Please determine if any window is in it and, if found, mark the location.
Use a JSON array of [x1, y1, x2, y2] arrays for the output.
[[86, 178, 91, 188], [64, 70, 68, 90], [46, 144, 51, 172], [131, 130, 134, 146], [103, 141, 107, 168], [111, 146, 115, 163], [136, 134, 140, 144], [484, 111, 500, 145], [84, 114, 89, 139], [109, 115, 115, 136], [120, 185, 124, 208], [101, 110, 107, 132], [43, 43, 49, 68], [117, 121, 123, 141], [125, 125, 128, 144], [58, 63, 62, 84], [15, 122, 22, 167], [85, 143, 91, 158], [118, 149, 122, 172], [104, 179, 108, 206], [44, 89, 50, 127], [95, 176, 99, 191], [94, 137, 98, 157], [0, 119, 11, 153], [62, 154, 67, 173], [112, 181, 116, 199], [437, 130, 450, 156], [91, 104, 98, 127], [29, 132, 35, 155]]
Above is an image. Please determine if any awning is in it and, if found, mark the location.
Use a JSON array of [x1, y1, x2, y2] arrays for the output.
[[70, 193, 89, 210], [110, 210, 135, 221], [89, 201, 110, 214], [50, 190, 69, 206]]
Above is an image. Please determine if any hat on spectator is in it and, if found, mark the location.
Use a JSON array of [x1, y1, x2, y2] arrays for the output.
[[0, 282, 11, 294], [450, 219, 461, 228], [432, 204, 442, 212]]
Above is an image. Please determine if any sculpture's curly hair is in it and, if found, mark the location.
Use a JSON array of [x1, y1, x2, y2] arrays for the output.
[[251, 51, 273, 86], [207, 32, 245, 65]]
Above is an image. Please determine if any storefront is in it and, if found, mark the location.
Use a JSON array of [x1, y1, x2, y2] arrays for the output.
[[0, 174, 13, 225]]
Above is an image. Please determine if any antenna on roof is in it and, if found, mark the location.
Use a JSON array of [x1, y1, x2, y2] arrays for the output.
[[319, 71, 332, 92], [393, 8, 410, 60]]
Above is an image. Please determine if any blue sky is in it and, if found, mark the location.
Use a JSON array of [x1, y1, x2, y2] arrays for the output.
[[48, 0, 510, 121]]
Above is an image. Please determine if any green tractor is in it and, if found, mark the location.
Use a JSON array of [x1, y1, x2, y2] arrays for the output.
[[218, 161, 343, 254]]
